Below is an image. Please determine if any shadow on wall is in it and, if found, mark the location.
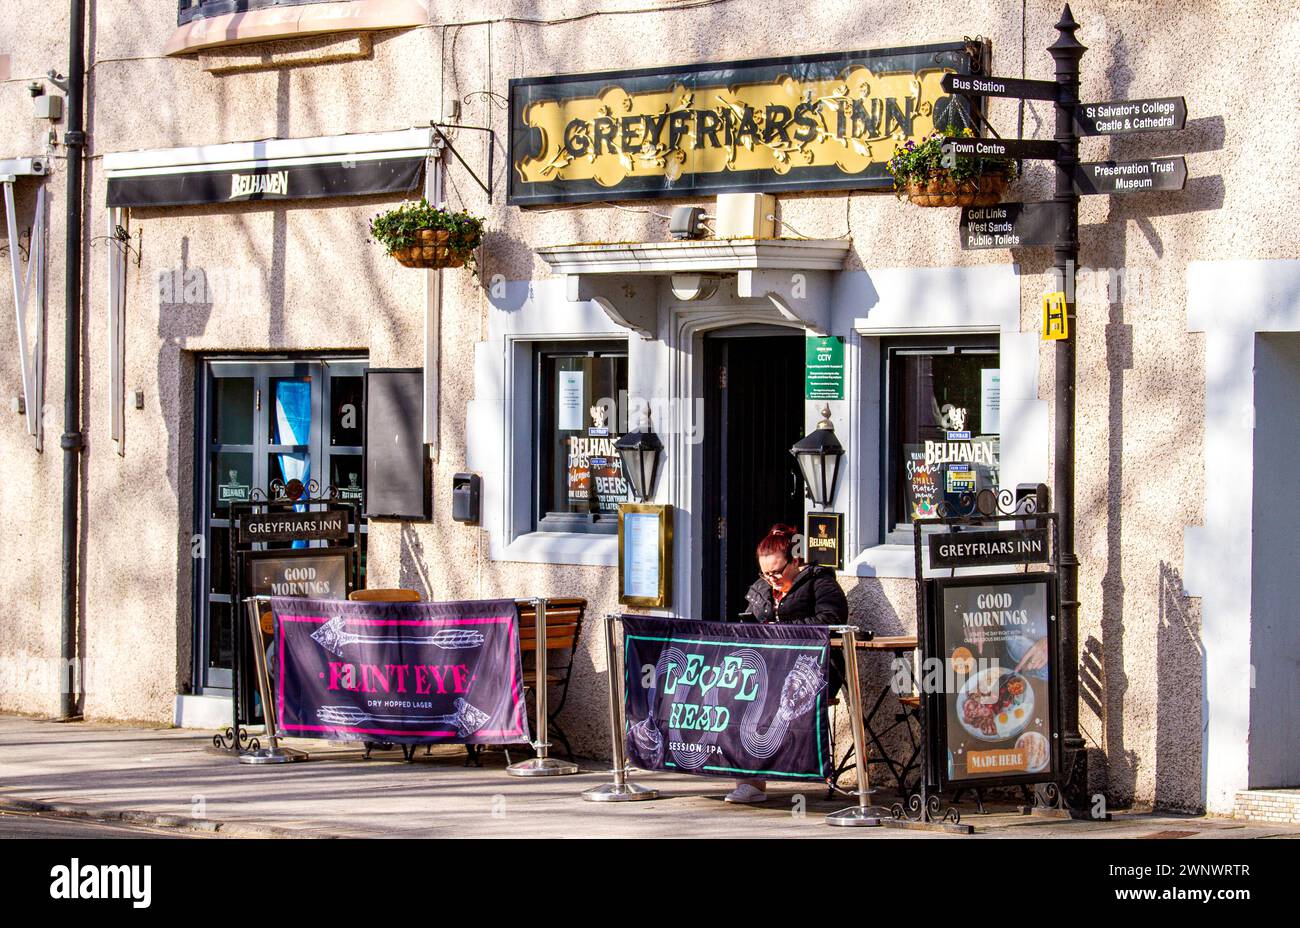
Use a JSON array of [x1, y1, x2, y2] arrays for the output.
[[1075, 26, 1225, 810], [1155, 560, 1204, 813], [398, 522, 433, 600]]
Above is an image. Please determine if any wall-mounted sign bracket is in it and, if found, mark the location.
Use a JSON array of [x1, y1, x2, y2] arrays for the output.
[[431, 123, 495, 204]]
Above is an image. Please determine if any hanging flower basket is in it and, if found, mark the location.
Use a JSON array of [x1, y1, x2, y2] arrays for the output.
[[903, 173, 1009, 208], [886, 126, 1017, 209], [369, 199, 483, 272], [391, 229, 467, 269]]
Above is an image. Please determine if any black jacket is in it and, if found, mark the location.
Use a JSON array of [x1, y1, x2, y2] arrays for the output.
[[740, 564, 849, 626], [738, 565, 849, 696]]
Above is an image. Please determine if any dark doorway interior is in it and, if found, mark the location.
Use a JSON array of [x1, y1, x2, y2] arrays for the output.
[[702, 329, 807, 619]]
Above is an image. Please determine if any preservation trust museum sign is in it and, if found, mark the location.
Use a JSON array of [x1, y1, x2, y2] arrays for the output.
[[509, 42, 977, 205]]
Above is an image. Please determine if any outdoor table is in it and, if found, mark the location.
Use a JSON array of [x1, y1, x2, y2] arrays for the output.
[[828, 635, 922, 796]]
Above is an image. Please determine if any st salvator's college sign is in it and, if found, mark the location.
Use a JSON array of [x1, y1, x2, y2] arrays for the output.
[[509, 42, 977, 205]]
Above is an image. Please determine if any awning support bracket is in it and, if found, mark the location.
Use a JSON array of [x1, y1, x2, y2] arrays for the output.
[[4, 179, 46, 450]]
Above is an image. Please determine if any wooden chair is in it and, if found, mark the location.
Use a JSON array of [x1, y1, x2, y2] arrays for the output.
[[347, 588, 422, 761], [514, 597, 586, 761], [349, 588, 422, 603]]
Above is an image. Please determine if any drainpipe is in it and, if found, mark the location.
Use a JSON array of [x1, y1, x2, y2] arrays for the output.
[[59, 0, 87, 719]]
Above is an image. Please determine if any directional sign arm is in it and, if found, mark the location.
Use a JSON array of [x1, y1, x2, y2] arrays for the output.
[[941, 72, 1058, 102]]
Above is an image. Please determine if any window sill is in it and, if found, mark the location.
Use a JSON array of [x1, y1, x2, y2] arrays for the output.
[[165, 0, 428, 56], [497, 531, 617, 567], [845, 544, 919, 579]]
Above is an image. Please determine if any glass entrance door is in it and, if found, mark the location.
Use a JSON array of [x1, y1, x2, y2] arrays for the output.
[[194, 356, 367, 693]]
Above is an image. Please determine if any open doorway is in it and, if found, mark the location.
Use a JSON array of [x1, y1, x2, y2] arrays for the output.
[[702, 328, 807, 619]]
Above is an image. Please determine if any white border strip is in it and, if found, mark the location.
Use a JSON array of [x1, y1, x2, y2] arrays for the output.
[[104, 128, 433, 176]]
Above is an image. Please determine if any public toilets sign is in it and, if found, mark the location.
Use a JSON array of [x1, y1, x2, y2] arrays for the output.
[[509, 41, 978, 205], [622, 615, 833, 780]]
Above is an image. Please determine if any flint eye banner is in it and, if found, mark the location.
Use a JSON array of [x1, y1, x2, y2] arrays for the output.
[[622, 615, 832, 780], [509, 42, 975, 206], [272, 597, 530, 745]]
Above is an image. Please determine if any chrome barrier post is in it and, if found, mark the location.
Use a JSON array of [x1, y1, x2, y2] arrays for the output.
[[239, 596, 307, 765], [509, 597, 578, 776], [583, 613, 657, 801], [826, 625, 882, 825]]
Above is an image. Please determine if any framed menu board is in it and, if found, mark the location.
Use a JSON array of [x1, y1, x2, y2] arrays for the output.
[[924, 573, 1060, 790], [618, 503, 673, 609]]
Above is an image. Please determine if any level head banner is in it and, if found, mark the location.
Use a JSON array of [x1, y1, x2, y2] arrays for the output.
[[272, 597, 530, 745], [509, 42, 976, 206], [621, 615, 832, 781]]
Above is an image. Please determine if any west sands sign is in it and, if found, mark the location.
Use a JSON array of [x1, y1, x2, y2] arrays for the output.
[[509, 42, 978, 205]]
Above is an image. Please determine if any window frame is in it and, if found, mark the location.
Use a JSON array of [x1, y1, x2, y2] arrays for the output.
[[880, 334, 1001, 544], [531, 340, 630, 535], [177, 0, 338, 26]]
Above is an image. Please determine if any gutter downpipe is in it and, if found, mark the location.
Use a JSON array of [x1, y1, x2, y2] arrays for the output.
[[60, 0, 87, 720]]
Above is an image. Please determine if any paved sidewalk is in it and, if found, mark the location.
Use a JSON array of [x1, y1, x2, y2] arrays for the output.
[[1, 716, 1294, 839]]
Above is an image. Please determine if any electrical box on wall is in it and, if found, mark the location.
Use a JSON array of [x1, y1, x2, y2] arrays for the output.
[[714, 193, 775, 239], [451, 473, 481, 524], [34, 95, 62, 121]]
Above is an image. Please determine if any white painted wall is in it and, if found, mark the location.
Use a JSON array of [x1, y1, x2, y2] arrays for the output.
[[1185, 258, 1300, 812]]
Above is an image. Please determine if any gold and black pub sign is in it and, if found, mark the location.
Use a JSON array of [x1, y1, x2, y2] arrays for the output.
[[509, 42, 976, 205]]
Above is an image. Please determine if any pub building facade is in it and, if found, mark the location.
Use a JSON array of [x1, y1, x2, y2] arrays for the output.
[[0, 0, 1296, 820]]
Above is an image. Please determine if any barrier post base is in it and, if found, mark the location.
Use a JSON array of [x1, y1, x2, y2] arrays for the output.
[[238, 746, 308, 765], [582, 780, 659, 802], [508, 756, 580, 777], [825, 805, 884, 826]]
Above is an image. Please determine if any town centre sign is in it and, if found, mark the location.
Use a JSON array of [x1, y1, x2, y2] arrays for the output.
[[509, 42, 979, 205]]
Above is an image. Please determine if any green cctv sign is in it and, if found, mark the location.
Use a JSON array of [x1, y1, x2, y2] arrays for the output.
[[805, 335, 844, 400]]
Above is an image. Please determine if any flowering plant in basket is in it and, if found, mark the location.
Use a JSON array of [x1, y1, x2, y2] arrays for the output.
[[369, 199, 484, 270], [885, 126, 1018, 207]]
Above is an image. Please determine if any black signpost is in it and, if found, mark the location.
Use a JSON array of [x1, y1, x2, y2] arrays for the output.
[[960, 202, 1056, 250], [935, 3, 1194, 819], [1073, 156, 1188, 195], [942, 137, 1059, 163], [1075, 96, 1187, 135], [940, 72, 1057, 101]]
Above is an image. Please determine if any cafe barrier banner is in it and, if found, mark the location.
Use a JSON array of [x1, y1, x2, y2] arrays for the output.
[[272, 597, 530, 745], [622, 615, 832, 780]]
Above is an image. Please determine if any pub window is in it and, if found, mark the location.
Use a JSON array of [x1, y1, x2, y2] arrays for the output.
[[883, 337, 1000, 543], [177, 0, 344, 26], [534, 342, 629, 534]]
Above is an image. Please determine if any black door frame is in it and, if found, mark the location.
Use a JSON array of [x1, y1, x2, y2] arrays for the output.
[[191, 352, 366, 694], [701, 327, 807, 621]]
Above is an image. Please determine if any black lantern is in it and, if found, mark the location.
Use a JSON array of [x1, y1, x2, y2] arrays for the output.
[[790, 404, 845, 509], [615, 412, 664, 503]]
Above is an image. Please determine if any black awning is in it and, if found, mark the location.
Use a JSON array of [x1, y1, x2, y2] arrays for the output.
[[107, 155, 425, 208]]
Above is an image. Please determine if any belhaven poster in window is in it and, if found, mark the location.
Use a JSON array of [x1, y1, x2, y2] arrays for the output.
[[905, 445, 939, 519], [926, 574, 1059, 788], [567, 434, 627, 512]]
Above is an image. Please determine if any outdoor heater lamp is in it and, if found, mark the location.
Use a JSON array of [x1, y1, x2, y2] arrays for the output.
[[791, 404, 845, 509], [615, 416, 664, 503]]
